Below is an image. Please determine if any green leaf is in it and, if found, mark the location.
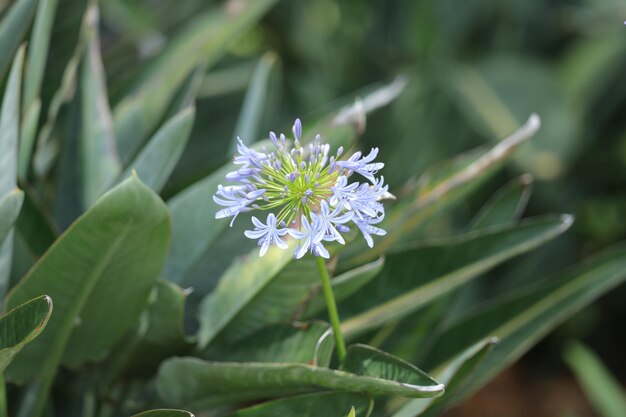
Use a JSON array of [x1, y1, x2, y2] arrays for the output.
[[468, 174, 533, 230], [226, 392, 372, 417], [131, 410, 194, 417], [81, 7, 122, 207], [0, 190, 25, 246], [301, 258, 385, 319], [107, 279, 193, 380], [217, 322, 334, 367], [0, 295, 52, 373], [0, 46, 23, 211], [341, 215, 573, 339], [33, 3, 95, 178], [113, 0, 280, 163], [5, 175, 169, 415], [164, 162, 234, 283], [198, 60, 257, 98], [0, 0, 37, 82], [164, 63, 206, 119], [23, 0, 58, 112], [564, 342, 626, 417], [157, 345, 443, 410], [448, 60, 581, 180], [0, 46, 24, 299], [118, 106, 195, 193], [424, 244, 626, 399], [18, 99, 41, 181], [197, 242, 317, 348], [345, 114, 541, 267], [391, 338, 497, 417], [230, 51, 279, 152]]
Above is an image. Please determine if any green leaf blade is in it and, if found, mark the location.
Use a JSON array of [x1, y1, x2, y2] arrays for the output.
[[5, 175, 170, 382], [0, 0, 37, 81], [119, 106, 195, 193], [0, 189, 24, 247], [157, 348, 442, 410], [564, 342, 626, 417], [0, 295, 52, 373], [81, 10, 122, 207], [131, 410, 195, 417], [113, 0, 280, 163], [0, 46, 25, 298], [227, 392, 372, 417], [342, 215, 573, 338], [425, 245, 626, 400]]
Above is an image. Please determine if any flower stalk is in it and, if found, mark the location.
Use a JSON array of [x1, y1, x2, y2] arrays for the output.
[[316, 256, 347, 364]]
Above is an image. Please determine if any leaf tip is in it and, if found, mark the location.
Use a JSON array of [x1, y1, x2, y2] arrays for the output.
[[559, 214, 575, 231]]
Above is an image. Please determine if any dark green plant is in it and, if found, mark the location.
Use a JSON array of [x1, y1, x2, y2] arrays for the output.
[[0, 1, 624, 417]]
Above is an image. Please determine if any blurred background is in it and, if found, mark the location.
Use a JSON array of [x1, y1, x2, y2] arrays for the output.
[[43, 0, 626, 415]]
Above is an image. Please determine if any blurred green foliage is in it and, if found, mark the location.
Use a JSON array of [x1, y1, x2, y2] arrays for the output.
[[0, 0, 625, 416]]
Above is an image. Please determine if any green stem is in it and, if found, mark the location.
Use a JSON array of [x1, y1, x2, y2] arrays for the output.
[[315, 256, 347, 364]]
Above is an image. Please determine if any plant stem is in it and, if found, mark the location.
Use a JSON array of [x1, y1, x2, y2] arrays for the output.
[[315, 256, 347, 364]]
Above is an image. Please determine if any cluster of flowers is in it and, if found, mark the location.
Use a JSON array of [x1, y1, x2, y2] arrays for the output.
[[213, 119, 388, 258]]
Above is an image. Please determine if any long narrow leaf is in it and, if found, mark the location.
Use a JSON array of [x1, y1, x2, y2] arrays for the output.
[[341, 215, 572, 338], [0, 47, 25, 299], [80, 5, 122, 207], [0, 0, 37, 81]]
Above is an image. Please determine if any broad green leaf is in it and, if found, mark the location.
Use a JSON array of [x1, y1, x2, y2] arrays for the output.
[[0, 47, 24, 299], [564, 342, 626, 417], [301, 258, 385, 319], [23, 0, 58, 112], [227, 392, 372, 417], [118, 106, 195, 193], [157, 345, 443, 409], [81, 7, 122, 207], [113, 0, 280, 163], [0, 190, 24, 246], [424, 244, 626, 400], [217, 322, 334, 367], [0, 0, 37, 82], [131, 411, 194, 417], [5, 175, 169, 416], [230, 51, 279, 152], [468, 174, 533, 230], [344, 114, 541, 267], [341, 215, 573, 339], [391, 338, 497, 417], [0, 295, 52, 373], [33, 3, 95, 178], [197, 242, 314, 348], [341, 344, 442, 389], [108, 279, 192, 380]]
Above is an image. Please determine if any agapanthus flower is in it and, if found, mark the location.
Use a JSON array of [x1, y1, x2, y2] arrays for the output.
[[213, 118, 388, 258]]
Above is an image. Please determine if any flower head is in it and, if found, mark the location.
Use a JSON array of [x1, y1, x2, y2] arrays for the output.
[[214, 118, 388, 258]]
